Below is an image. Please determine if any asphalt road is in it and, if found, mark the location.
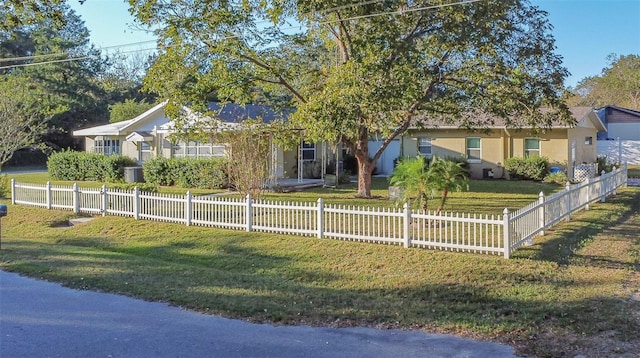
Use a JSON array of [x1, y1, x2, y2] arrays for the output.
[[0, 271, 517, 358]]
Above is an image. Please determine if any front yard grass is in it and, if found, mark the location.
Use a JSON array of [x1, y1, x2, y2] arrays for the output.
[[1, 174, 638, 357], [6, 171, 563, 215]]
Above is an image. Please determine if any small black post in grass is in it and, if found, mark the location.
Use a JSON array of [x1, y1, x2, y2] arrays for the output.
[[0, 204, 6, 249]]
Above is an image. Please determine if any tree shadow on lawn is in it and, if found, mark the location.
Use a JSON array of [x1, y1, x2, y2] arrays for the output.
[[2, 237, 639, 357]]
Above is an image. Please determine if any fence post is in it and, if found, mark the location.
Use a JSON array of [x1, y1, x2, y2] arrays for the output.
[[538, 191, 545, 237], [246, 194, 252, 232], [600, 170, 607, 202], [133, 186, 140, 220], [623, 162, 628, 188], [564, 181, 571, 222], [73, 182, 79, 214], [612, 166, 618, 196], [185, 191, 192, 226], [101, 184, 107, 217], [10, 179, 15, 205], [403, 202, 411, 248], [503, 208, 511, 259], [585, 177, 591, 211], [46, 181, 52, 210], [317, 198, 324, 239]]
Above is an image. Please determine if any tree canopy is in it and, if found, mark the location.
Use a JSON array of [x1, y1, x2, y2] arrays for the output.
[[568, 54, 640, 110], [109, 99, 154, 123], [1, 2, 111, 151], [0, 76, 63, 169], [1, 0, 66, 31], [129, 0, 570, 197]]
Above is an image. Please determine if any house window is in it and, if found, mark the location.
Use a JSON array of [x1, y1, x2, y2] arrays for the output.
[[94, 138, 120, 156], [302, 142, 315, 161], [466, 137, 481, 163], [417, 137, 432, 157], [140, 142, 152, 162], [173, 140, 225, 159], [585, 136, 593, 145], [524, 138, 540, 157]]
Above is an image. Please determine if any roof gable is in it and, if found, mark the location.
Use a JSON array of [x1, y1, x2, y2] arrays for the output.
[[599, 105, 640, 117], [73, 101, 169, 137]]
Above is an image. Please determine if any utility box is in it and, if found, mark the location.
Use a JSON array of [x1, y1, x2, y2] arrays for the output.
[[0, 204, 6, 217], [124, 167, 144, 183]]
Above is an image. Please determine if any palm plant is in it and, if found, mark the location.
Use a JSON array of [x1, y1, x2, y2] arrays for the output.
[[389, 156, 433, 211], [427, 156, 470, 215]]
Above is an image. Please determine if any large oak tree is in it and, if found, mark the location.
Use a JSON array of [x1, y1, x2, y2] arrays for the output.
[[129, 0, 570, 197]]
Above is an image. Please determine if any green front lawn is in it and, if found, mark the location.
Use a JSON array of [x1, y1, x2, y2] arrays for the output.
[[6, 171, 562, 215], [1, 175, 638, 357]]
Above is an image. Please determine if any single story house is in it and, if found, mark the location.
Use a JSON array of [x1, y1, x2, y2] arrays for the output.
[[73, 101, 326, 181], [370, 107, 606, 179]]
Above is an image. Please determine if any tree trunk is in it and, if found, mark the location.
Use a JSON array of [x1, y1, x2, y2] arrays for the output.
[[436, 188, 448, 215], [355, 155, 375, 198]]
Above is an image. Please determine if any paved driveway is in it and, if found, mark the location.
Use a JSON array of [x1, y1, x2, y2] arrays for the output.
[[0, 271, 517, 358]]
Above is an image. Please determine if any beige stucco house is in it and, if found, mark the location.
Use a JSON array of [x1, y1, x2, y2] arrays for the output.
[[392, 107, 606, 179]]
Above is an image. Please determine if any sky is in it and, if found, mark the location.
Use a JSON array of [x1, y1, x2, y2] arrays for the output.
[[69, 0, 640, 88]]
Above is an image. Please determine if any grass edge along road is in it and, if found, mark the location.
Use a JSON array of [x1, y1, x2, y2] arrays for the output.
[[0, 185, 638, 357]]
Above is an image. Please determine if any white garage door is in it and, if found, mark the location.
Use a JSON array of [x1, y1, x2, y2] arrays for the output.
[[368, 139, 401, 175]]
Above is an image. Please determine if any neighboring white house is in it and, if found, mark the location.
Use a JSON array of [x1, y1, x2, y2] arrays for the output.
[[596, 105, 640, 165]]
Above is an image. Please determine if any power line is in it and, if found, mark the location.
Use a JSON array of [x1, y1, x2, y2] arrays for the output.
[[0, 0, 384, 64], [0, 47, 158, 70], [0, 40, 158, 63], [0, 0, 484, 71]]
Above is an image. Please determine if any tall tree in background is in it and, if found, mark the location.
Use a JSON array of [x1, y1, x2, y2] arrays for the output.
[[1, 0, 66, 31], [568, 54, 640, 110], [0, 76, 63, 170], [129, 0, 570, 197], [109, 99, 154, 123], [2, 2, 109, 153], [101, 50, 157, 104]]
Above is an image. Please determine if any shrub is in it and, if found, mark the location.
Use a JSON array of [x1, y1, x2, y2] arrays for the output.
[[505, 156, 549, 181], [0, 174, 8, 198], [48, 151, 136, 182], [543, 171, 569, 185], [142, 157, 228, 189], [142, 157, 174, 186], [596, 156, 615, 174]]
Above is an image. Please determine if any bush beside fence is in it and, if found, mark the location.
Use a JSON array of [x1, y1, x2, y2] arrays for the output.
[[11, 165, 628, 258], [47, 151, 136, 182]]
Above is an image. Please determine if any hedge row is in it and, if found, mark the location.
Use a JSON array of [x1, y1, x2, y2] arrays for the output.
[[142, 157, 228, 189], [504, 156, 549, 181], [48, 151, 136, 182]]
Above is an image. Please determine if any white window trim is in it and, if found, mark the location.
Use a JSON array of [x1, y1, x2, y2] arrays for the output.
[[94, 137, 121, 156], [139, 141, 152, 162], [173, 140, 221, 159], [417, 137, 432, 157], [301, 142, 316, 161], [466, 137, 481, 164], [524, 138, 541, 157]]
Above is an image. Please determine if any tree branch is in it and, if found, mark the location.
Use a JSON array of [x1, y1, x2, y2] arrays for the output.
[[335, 11, 352, 62]]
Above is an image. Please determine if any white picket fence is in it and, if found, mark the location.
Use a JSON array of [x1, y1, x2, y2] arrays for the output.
[[10, 165, 628, 258]]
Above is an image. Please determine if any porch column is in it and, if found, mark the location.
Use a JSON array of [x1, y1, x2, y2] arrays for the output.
[[298, 135, 303, 183]]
